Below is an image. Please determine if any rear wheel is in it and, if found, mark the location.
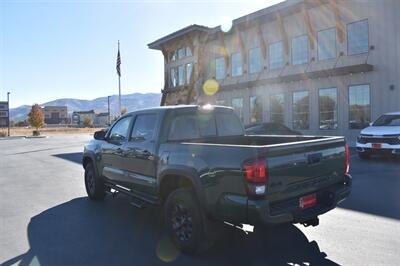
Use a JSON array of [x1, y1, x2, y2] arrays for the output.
[[358, 151, 371, 160], [164, 188, 216, 254], [84, 162, 106, 201]]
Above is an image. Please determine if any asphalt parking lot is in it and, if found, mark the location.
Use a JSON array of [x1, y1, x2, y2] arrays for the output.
[[0, 135, 399, 266]]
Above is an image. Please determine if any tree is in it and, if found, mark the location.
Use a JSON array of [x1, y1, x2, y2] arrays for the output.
[[28, 104, 45, 133], [83, 117, 93, 128], [121, 107, 128, 115]]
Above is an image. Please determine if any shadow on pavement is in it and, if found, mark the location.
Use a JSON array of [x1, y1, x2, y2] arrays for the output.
[[1, 197, 337, 266], [53, 152, 83, 164], [339, 156, 400, 220]]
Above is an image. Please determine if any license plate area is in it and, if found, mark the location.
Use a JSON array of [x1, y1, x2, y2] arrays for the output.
[[299, 194, 317, 209], [372, 143, 382, 149]]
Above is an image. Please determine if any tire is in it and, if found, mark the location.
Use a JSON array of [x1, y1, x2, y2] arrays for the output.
[[84, 162, 106, 201], [358, 151, 371, 160], [164, 188, 215, 254]]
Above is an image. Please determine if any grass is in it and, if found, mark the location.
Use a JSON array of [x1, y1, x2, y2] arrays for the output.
[[0, 127, 105, 136]]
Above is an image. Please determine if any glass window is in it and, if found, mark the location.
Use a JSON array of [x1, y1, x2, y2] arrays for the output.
[[170, 68, 177, 87], [249, 96, 262, 124], [131, 114, 157, 141], [177, 48, 184, 59], [373, 115, 400, 126], [348, 20, 369, 55], [215, 57, 225, 80], [169, 51, 176, 62], [270, 94, 284, 124], [109, 116, 131, 141], [319, 88, 338, 130], [231, 52, 243, 77], [168, 113, 217, 140], [186, 47, 192, 57], [269, 42, 284, 70], [292, 91, 309, 130], [186, 63, 192, 84], [215, 112, 244, 136], [349, 84, 371, 129], [318, 28, 336, 60], [231, 98, 244, 122], [292, 35, 309, 65], [178, 65, 184, 86], [216, 99, 227, 106], [249, 47, 262, 74]]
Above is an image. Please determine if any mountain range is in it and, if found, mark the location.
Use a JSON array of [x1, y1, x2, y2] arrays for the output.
[[10, 93, 161, 122]]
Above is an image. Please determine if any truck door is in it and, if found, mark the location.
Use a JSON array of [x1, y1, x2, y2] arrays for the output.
[[121, 113, 158, 195], [101, 115, 133, 187]]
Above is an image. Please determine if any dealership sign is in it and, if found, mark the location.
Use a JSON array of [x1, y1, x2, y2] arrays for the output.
[[0, 101, 9, 127]]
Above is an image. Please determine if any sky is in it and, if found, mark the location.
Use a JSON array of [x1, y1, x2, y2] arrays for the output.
[[0, 0, 283, 108]]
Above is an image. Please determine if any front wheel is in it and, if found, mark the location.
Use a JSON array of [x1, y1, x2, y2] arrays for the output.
[[84, 162, 106, 201]]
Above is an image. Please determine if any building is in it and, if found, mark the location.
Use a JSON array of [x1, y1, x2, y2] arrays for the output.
[[148, 0, 400, 144], [44, 106, 68, 124], [72, 110, 110, 127], [94, 112, 110, 127]]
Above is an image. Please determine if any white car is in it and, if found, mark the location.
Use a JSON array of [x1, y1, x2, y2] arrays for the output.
[[356, 112, 400, 159]]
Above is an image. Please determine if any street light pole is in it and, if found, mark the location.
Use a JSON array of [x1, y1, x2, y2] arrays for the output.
[[7, 92, 10, 137], [107, 96, 111, 125]]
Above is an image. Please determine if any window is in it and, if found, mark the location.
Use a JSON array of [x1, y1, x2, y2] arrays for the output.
[[215, 57, 225, 80], [249, 47, 262, 74], [319, 88, 338, 130], [318, 28, 336, 60], [231, 98, 244, 122], [186, 63, 192, 84], [348, 20, 369, 55], [168, 113, 216, 140], [231, 52, 243, 77], [215, 112, 244, 136], [177, 48, 184, 59], [216, 99, 227, 106], [170, 68, 177, 87], [292, 91, 309, 130], [373, 115, 400, 126], [186, 47, 192, 57], [131, 114, 157, 141], [269, 42, 284, 70], [178, 65, 184, 86], [109, 116, 131, 141], [169, 51, 176, 62], [270, 94, 284, 124], [349, 84, 371, 129], [249, 96, 262, 123], [292, 35, 309, 65]]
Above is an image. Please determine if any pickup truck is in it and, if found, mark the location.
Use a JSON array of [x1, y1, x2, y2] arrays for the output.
[[82, 105, 351, 254]]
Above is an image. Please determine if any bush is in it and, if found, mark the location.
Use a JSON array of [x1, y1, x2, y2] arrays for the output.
[[32, 130, 40, 136], [0, 131, 6, 137]]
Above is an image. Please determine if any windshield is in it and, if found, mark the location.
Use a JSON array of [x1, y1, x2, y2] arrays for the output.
[[372, 115, 400, 126]]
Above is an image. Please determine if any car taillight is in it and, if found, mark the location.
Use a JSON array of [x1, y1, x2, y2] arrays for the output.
[[244, 159, 268, 196], [345, 144, 350, 175]]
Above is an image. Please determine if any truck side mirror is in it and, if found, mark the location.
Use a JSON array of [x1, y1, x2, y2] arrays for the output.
[[94, 130, 107, 140]]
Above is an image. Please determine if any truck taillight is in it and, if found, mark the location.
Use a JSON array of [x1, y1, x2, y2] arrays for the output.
[[345, 144, 350, 175], [244, 159, 267, 183]]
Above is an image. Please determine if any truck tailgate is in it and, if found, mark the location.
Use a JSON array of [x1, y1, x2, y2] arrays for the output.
[[260, 137, 346, 202]]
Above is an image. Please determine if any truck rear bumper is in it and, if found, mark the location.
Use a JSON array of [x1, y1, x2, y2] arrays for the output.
[[247, 174, 352, 226]]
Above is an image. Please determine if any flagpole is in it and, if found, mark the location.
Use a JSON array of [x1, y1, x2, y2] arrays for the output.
[[118, 40, 122, 116]]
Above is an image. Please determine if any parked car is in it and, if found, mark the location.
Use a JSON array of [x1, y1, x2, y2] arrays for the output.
[[245, 122, 302, 135], [356, 112, 400, 159], [82, 105, 351, 254]]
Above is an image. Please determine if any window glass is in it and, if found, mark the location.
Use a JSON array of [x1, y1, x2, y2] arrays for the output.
[[231, 98, 244, 122], [348, 20, 369, 55], [216, 99, 227, 106], [170, 51, 176, 62], [292, 91, 309, 130], [177, 48, 184, 59], [231, 52, 243, 77], [215, 57, 225, 80], [170, 68, 177, 87], [185, 47, 192, 57], [249, 96, 262, 123], [292, 35, 309, 65], [249, 47, 262, 74], [373, 115, 400, 126], [349, 84, 371, 129], [270, 94, 284, 124], [131, 114, 157, 140], [178, 65, 184, 86], [318, 28, 336, 60], [186, 63, 192, 84], [269, 42, 284, 70], [168, 113, 217, 141], [319, 88, 338, 130], [109, 116, 131, 141], [215, 112, 244, 136]]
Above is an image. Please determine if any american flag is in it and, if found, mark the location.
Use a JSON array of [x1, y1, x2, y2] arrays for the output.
[[116, 45, 121, 77]]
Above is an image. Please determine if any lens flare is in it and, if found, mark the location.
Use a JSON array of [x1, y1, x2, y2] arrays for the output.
[[203, 79, 219, 96], [221, 17, 233, 33]]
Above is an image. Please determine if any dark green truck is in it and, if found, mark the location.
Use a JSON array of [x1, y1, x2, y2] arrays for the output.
[[82, 105, 351, 254]]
